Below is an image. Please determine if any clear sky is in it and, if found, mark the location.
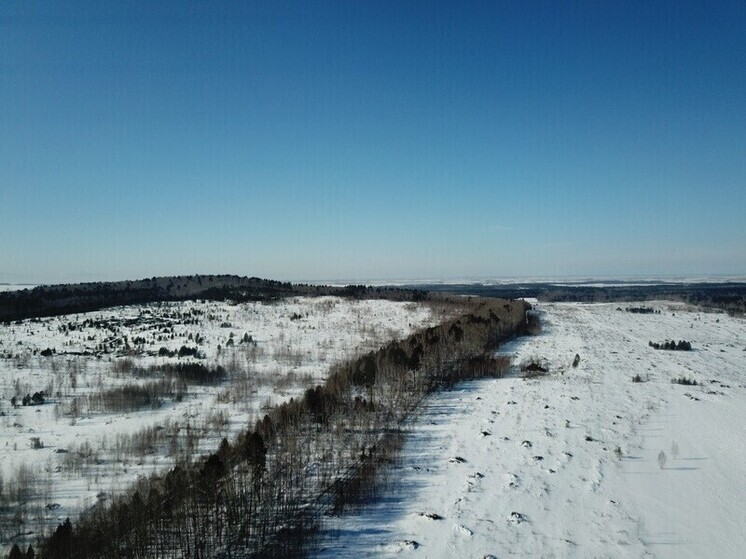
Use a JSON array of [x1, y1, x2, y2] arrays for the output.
[[2, 1, 745, 284]]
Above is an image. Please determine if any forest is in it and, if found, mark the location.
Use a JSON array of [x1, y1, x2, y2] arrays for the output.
[[413, 281, 746, 316], [0, 276, 429, 323]]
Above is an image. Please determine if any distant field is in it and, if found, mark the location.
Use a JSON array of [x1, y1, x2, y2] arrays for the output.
[[0, 285, 37, 293], [405, 281, 746, 315]]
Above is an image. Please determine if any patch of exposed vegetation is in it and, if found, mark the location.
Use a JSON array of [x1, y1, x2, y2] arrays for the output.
[[671, 377, 698, 386], [649, 340, 692, 351], [624, 306, 659, 314]]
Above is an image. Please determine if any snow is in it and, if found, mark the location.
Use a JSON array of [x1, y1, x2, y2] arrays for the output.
[[315, 301, 746, 558], [0, 285, 36, 292]]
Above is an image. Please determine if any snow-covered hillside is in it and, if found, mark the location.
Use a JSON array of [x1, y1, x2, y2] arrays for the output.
[[0, 285, 36, 293], [0, 296, 445, 546], [316, 301, 746, 558]]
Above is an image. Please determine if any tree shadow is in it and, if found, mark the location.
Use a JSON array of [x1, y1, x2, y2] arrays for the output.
[[312, 387, 474, 558]]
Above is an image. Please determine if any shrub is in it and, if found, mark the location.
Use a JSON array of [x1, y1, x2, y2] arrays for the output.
[[524, 312, 542, 335], [157, 362, 226, 384], [671, 377, 697, 386], [671, 440, 679, 459], [112, 358, 136, 375], [626, 306, 657, 314], [650, 340, 692, 351], [88, 379, 187, 413], [521, 358, 548, 378], [459, 354, 511, 380], [657, 450, 667, 469], [631, 374, 644, 383], [178, 345, 203, 358]]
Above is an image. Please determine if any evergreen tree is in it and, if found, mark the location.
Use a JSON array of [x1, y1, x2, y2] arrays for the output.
[[45, 518, 73, 559]]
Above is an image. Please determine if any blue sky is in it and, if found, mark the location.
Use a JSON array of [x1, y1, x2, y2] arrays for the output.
[[2, 1, 745, 284]]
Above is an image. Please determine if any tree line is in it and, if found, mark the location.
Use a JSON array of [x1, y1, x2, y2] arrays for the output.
[[649, 340, 693, 351], [0, 276, 430, 323], [416, 282, 746, 316]]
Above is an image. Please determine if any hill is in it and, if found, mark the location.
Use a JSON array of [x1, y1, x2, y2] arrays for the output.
[[0, 275, 428, 322]]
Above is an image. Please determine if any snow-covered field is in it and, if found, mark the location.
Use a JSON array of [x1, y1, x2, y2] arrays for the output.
[[0, 285, 36, 293], [0, 296, 445, 544], [316, 301, 746, 558]]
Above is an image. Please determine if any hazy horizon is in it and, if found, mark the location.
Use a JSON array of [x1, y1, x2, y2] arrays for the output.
[[2, 2, 745, 282], [2, 272, 746, 289]]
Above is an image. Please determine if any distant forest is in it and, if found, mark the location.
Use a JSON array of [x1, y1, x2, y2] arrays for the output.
[[410, 282, 746, 316], [3, 276, 745, 322], [0, 276, 428, 322]]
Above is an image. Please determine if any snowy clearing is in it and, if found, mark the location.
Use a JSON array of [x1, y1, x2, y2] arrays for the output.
[[315, 301, 746, 558], [0, 296, 446, 545]]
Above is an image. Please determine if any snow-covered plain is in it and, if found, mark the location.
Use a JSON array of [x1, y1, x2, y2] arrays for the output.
[[0, 296, 446, 545], [315, 301, 746, 558], [0, 285, 37, 293]]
